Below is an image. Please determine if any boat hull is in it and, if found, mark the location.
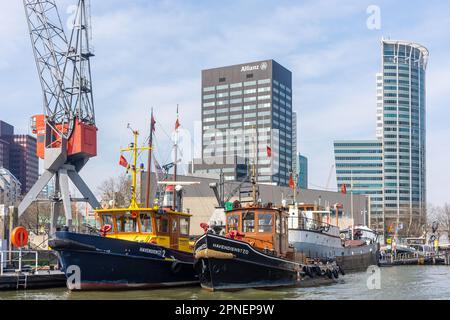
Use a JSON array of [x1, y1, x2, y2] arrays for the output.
[[49, 231, 198, 290], [194, 234, 338, 291], [289, 229, 379, 273]]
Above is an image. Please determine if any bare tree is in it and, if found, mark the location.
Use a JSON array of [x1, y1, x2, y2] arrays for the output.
[[19, 202, 51, 234], [428, 203, 450, 237], [98, 174, 132, 208]]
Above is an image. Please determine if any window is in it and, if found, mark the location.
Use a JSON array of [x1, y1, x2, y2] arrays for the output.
[[230, 82, 242, 88], [101, 214, 114, 233], [140, 213, 153, 233], [258, 79, 271, 85], [258, 213, 273, 233], [203, 86, 215, 92], [117, 214, 138, 233], [244, 80, 257, 87], [180, 217, 189, 236], [156, 216, 169, 234], [227, 215, 240, 232], [246, 74, 254, 79], [242, 211, 255, 233], [217, 84, 229, 90], [172, 217, 178, 233], [219, 77, 226, 82]]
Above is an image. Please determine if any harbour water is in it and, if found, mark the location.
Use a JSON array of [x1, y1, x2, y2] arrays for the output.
[[1, 266, 450, 300]]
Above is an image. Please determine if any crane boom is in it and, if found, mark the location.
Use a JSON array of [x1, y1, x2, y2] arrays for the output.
[[19, 0, 100, 231]]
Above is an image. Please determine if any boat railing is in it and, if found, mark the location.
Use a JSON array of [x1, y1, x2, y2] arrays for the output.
[[288, 217, 338, 234], [0, 250, 39, 275]]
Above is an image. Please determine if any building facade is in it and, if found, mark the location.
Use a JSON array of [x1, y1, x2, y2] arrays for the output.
[[333, 140, 383, 230], [298, 154, 308, 189], [199, 60, 294, 186], [334, 39, 428, 238], [0, 120, 39, 195], [380, 40, 428, 236]]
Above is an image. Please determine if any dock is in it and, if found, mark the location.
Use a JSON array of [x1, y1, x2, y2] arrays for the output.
[[379, 252, 450, 267], [1, 249, 67, 291]]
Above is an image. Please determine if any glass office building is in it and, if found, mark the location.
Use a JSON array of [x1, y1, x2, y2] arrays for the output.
[[297, 154, 308, 189], [199, 60, 294, 186], [380, 40, 428, 236], [334, 140, 384, 229], [334, 40, 428, 237]]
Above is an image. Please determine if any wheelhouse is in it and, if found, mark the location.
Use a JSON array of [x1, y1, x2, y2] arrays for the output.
[[225, 206, 289, 256], [95, 208, 192, 253]]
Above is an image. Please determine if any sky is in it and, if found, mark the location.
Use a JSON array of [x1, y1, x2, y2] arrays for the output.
[[0, 0, 449, 206]]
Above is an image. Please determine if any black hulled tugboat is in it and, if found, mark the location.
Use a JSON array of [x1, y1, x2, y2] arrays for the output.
[[194, 160, 343, 291], [50, 124, 198, 290]]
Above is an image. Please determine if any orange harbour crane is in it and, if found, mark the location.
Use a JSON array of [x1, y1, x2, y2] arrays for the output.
[[19, 0, 100, 231]]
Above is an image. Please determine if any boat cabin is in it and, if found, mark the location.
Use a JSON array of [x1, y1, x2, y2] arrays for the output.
[[95, 207, 192, 253], [225, 206, 289, 257]]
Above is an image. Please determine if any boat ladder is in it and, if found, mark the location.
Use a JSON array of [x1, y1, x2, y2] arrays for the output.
[[16, 274, 28, 290]]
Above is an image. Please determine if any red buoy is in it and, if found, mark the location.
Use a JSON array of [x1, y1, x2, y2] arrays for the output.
[[11, 227, 29, 248]]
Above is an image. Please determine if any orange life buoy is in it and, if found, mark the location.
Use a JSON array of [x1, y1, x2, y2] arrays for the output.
[[100, 224, 113, 236], [11, 227, 29, 248]]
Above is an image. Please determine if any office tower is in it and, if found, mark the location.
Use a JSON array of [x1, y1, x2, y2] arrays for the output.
[[334, 40, 428, 237], [200, 60, 293, 186], [297, 154, 309, 189], [380, 40, 428, 236]]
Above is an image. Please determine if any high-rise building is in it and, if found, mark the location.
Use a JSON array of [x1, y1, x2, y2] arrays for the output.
[[0, 120, 39, 195], [199, 59, 294, 186], [297, 154, 308, 189], [380, 40, 428, 236], [292, 112, 298, 177], [333, 39, 428, 237]]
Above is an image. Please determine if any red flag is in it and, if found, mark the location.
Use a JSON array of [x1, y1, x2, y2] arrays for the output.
[[175, 118, 181, 130], [341, 184, 347, 194], [119, 155, 128, 168], [289, 174, 295, 189], [267, 146, 272, 158]]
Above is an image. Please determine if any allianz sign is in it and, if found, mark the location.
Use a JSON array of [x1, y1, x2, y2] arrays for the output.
[[241, 62, 268, 72]]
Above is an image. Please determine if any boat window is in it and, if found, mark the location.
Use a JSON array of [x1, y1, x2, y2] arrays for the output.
[[282, 215, 287, 234], [276, 215, 281, 234], [117, 214, 138, 233], [257, 214, 273, 233], [180, 217, 189, 236], [156, 216, 169, 234], [140, 213, 153, 233], [242, 211, 255, 233], [172, 217, 178, 233], [101, 214, 114, 229], [227, 215, 240, 232]]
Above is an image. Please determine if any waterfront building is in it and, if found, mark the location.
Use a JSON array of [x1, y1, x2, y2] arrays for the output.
[[333, 140, 383, 229], [198, 59, 293, 186], [297, 154, 308, 189], [0, 120, 39, 195], [0, 167, 21, 206], [333, 39, 429, 237], [292, 112, 298, 178]]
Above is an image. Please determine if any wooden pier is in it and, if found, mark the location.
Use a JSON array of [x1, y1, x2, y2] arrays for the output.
[[379, 252, 450, 267]]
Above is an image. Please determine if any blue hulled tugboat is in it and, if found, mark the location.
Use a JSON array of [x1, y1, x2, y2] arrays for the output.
[[50, 125, 198, 290]]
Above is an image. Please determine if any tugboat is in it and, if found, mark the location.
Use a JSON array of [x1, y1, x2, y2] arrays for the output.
[[288, 204, 379, 273], [193, 159, 342, 291], [49, 124, 198, 290]]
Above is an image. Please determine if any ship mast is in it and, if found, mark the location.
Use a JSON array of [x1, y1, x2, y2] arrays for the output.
[[251, 125, 258, 205], [122, 126, 150, 210], [173, 105, 180, 211], [145, 109, 155, 209]]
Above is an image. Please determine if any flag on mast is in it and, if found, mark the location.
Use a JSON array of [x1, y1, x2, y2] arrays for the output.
[[151, 113, 156, 132], [289, 174, 295, 189], [119, 155, 128, 168], [175, 105, 181, 130], [267, 145, 272, 158], [340, 184, 347, 194]]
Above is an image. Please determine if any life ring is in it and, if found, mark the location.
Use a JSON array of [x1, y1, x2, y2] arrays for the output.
[[171, 261, 183, 274], [303, 266, 314, 278], [326, 269, 333, 279], [100, 224, 112, 236], [11, 227, 29, 248]]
